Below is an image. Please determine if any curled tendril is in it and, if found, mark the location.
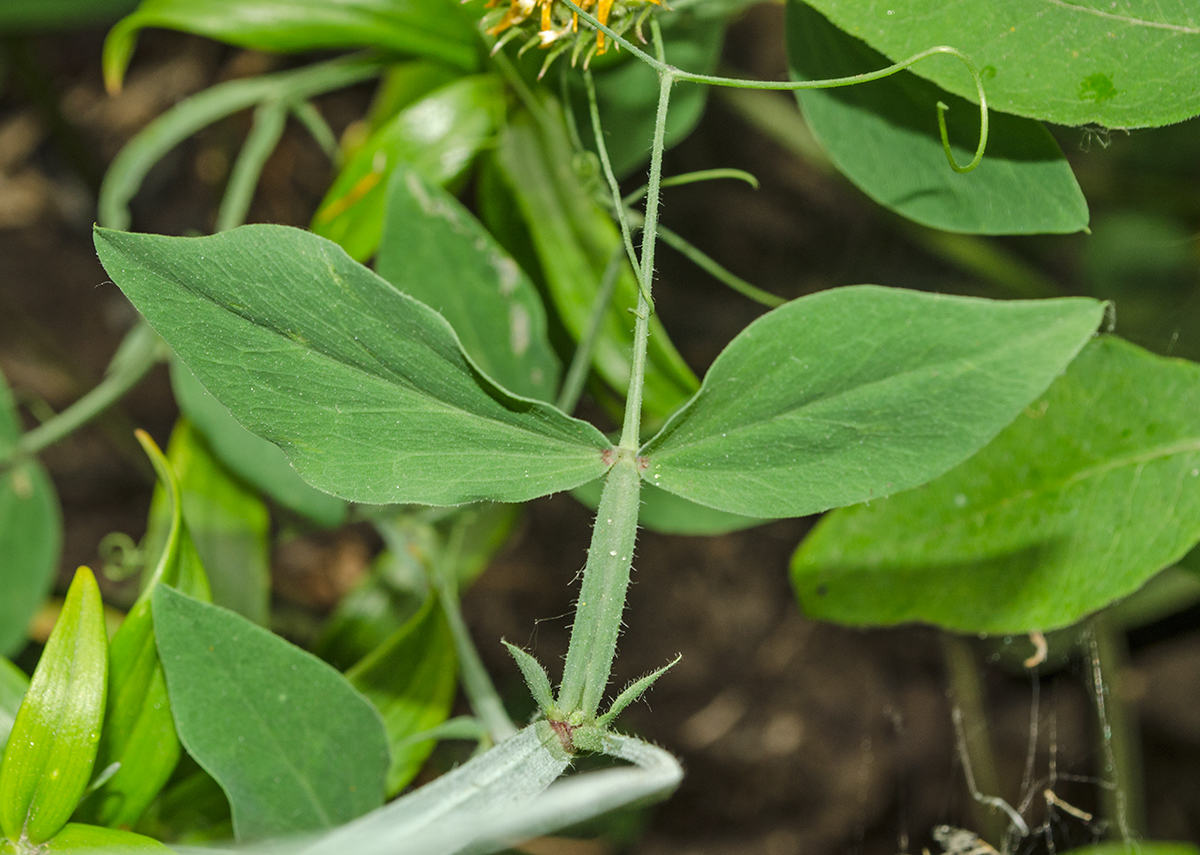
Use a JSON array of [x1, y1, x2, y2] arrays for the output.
[[557, 0, 990, 174]]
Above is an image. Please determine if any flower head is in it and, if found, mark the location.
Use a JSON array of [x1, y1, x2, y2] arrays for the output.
[[478, 0, 663, 75]]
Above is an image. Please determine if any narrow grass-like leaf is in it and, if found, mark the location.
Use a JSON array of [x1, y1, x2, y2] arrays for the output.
[[0, 659, 28, 755], [503, 642, 556, 714], [0, 370, 61, 658], [152, 585, 389, 840], [377, 166, 560, 402], [793, 336, 1200, 634], [103, 0, 478, 91], [313, 76, 503, 262], [79, 431, 211, 830], [797, 0, 1200, 129], [641, 286, 1104, 518], [347, 596, 457, 797], [95, 225, 613, 506], [172, 360, 347, 527], [40, 823, 172, 852], [787, 2, 1088, 235], [0, 567, 108, 845]]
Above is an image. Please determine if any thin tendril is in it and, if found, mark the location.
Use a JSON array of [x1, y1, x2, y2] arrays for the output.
[[558, 0, 989, 173], [622, 168, 759, 208]]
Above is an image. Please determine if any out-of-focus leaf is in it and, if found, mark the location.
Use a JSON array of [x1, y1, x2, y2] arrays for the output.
[[151, 419, 269, 624], [793, 336, 1200, 634], [570, 12, 723, 177], [135, 766, 232, 844], [96, 225, 613, 507], [152, 586, 389, 840], [0, 567, 107, 845], [496, 105, 699, 426], [796, 0, 1200, 129], [312, 75, 504, 262], [79, 431, 211, 830], [378, 166, 560, 402], [103, 0, 478, 91], [0, 370, 61, 659], [347, 596, 457, 796], [0, 0, 137, 31], [1067, 844, 1199, 855], [786, 2, 1088, 235], [355, 61, 464, 145], [641, 286, 1104, 518], [172, 360, 347, 527], [0, 659, 28, 755]]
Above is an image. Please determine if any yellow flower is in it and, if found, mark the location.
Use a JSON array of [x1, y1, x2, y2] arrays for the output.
[[479, 0, 662, 73]]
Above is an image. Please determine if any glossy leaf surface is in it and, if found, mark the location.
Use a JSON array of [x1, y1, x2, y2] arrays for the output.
[[312, 76, 503, 262], [0, 660, 28, 755], [347, 596, 457, 796], [104, 0, 478, 90], [0, 370, 61, 658], [641, 286, 1104, 518], [172, 360, 347, 527], [796, 0, 1200, 128], [152, 586, 389, 840], [0, 568, 107, 845], [40, 823, 173, 852], [495, 106, 699, 425], [787, 3, 1088, 235], [377, 167, 560, 402], [81, 432, 211, 830], [793, 337, 1200, 633], [96, 225, 613, 506]]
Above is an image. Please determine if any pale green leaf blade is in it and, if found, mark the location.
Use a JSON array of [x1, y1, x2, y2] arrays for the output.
[[793, 336, 1200, 634], [641, 286, 1105, 518], [312, 76, 504, 262], [347, 596, 457, 797], [787, 2, 1088, 235], [796, 0, 1200, 128], [41, 823, 173, 852], [0, 370, 61, 658], [377, 167, 560, 402], [171, 359, 347, 527], [94, 225, 613, 507], [103, 0, 478, 90], [0, 658, 28, 755], [152, 585, 390, 841], [0, 568, 108, 845]]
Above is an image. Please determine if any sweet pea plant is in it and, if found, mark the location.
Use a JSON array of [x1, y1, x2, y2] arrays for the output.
[[1, 0, 1199, 852]]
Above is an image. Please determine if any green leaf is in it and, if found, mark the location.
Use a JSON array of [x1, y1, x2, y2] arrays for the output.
[[572, 478, 764, 536], [377, 166, 561, 402], [569, 12, 724, 177], [1066, 844, 1199, 855], [151, 585, 389, 840], [153, 418, 269, 624], [0, 567, 108, 845], [77, 431, 210, 830], [0, 660, 28, 756], [96, 225, 613, 506], [0, 367, 61, 657], [792, 336, 1200, 634], [171, 359, 347, 527], [103, 0, 478, 92], [313, 75, 504, 262], [495, 105, 699, 425], [40, 823, 172, 852], [786, 2, 1088, 235], [347, 596, 457, 797], [795, 0, 1200, 129], [641, 286, 1105, 519], [0, 0, 137, 31]]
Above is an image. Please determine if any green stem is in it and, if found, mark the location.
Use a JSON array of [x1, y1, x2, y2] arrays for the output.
[[584, 70, 643, 292], [290, 100, 340, 163], [1087, 613, 1144, 841], [555, 451, 642, 720], [559, 0, 988, 173], [215, 100, 288, 233], [656, 223, 784, 308], [556, 245, 624, 415], [9, 323, 167, 462]]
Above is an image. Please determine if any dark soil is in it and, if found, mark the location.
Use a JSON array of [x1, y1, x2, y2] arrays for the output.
[[2, 7, 1199, 855]]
